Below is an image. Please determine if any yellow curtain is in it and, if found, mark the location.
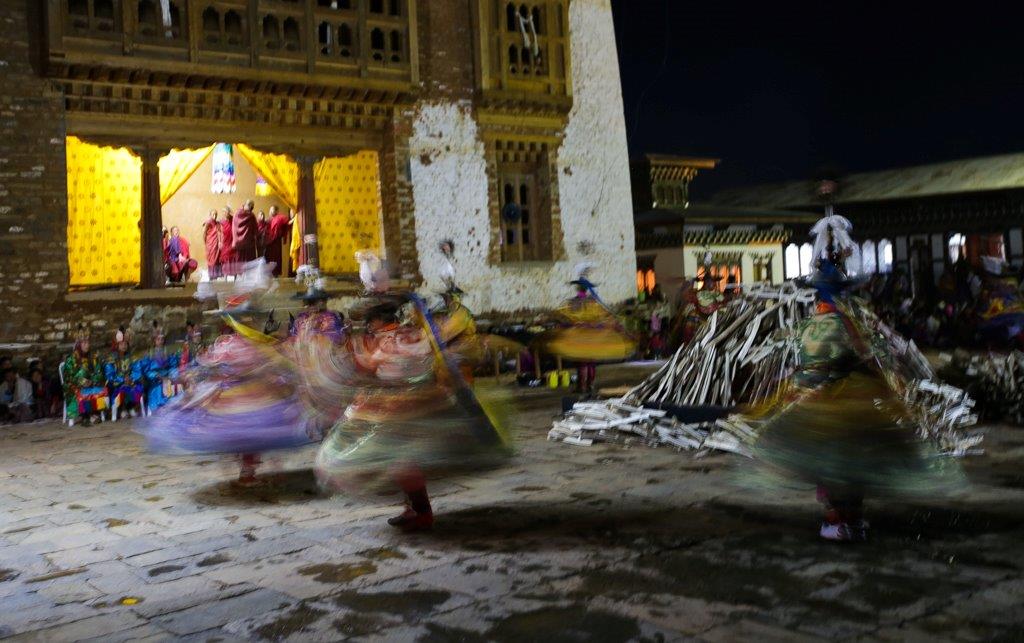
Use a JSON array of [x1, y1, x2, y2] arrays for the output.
[[158, 145, 215, 204], [290, 213, 303, 269], [236, 144, 299, 209], [65, 136, 142, 286], [314, 151, 383, 273]]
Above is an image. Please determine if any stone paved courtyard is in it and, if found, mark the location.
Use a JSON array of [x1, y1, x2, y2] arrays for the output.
[[2, 365, 1024, 642]]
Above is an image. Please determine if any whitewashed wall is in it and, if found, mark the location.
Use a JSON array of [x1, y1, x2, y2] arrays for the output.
[[406, 0, 634, 312]]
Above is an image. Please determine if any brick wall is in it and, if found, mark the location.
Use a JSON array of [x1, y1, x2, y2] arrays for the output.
[[415, 0, 477, 99], [0, 3, 210, 364], [0, 1, 69, 351]]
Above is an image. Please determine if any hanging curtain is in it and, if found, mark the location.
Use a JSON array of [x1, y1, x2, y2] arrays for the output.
[[158, 145, 215, 205], [237, 144, 303, 267], [236, 144, 299, 209], [290, 212, 303, 270], [211, 143, 237, 194], [65, 136, 143, 286], [314, 151, 383, 273]]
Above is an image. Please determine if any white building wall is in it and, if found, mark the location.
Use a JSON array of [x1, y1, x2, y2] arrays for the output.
[[406, 0, 634, 312]]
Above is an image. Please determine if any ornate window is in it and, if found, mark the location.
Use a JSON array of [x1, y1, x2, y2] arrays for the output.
[[474, 1, 571, 101], [282, 17, 301, 51], [491, 139, 558, 262], [197, 5, 246, 47], [66, 0, 118, 33], [135, 0, 183, 40], [751, 253, 773, 283], [224, 10, 244, 45]]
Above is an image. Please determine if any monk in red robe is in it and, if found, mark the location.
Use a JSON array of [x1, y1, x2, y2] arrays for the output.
[[257, 211, 268, 253], [203, 209, 222, 279], [165, 226, 199, 284], [263, 205, 294, 277], [232, 200, 260, 266], [219, 206, 236, 276]]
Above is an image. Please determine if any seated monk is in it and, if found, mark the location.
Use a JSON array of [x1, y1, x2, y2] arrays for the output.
[[165, 225, 199, 284]]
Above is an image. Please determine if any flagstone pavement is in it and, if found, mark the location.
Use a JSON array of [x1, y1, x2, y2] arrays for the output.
[[1, 367, 1023, 642]]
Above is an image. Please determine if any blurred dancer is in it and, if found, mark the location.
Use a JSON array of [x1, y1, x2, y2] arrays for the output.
[[749, 214, 964, 542], [316, 252, 511, 532], [542, 264, 636, 396]]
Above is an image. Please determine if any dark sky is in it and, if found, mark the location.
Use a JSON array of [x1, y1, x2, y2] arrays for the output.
[[610, 0, 1024, 200]]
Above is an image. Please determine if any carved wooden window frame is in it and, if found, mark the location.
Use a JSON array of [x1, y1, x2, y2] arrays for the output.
[[487, 137, 564, 264], [472, 0, 572, 100]]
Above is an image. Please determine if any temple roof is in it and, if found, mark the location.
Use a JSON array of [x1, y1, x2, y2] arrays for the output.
[[710, 152, 1024, 209], [634, 204, 815, 228]]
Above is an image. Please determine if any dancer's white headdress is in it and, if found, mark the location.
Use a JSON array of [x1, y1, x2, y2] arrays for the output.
[[809, 212, 861, 276]]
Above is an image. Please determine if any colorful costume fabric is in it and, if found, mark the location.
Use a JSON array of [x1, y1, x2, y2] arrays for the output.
[[142, 333, 316, 455], [542, 290, 636, 363], [316, 295, 511, 495], [62, 352, 109, 420], [165, 233, 199, 283], [104, 353, 144, 412], [141, 348, 186, 413], [748, 302, 964, 497]]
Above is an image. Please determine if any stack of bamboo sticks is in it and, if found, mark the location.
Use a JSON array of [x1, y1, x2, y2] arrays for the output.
[[550, 284, 981, 457]]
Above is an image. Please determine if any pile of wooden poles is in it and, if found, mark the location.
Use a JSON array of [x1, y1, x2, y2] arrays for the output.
[[550, 283, 981, 458], [622, 282, 816, 408], [939, 350, 1024, 426]]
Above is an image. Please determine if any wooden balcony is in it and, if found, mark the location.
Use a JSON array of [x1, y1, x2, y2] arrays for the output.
[[45, 0, 419, 95]]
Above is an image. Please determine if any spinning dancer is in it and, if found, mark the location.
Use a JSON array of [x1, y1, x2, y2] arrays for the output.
[[140, 264, 320, 486], [748, 214, 965, 542], [542, 263, 636, 395], [316, 251, 511, 532]]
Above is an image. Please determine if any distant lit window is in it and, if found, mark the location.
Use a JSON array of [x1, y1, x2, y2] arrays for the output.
[[861, 240, 877, 274], [879, 239, 893, 273], [799, 242, 813, 277], [784, 243, 800, 279]]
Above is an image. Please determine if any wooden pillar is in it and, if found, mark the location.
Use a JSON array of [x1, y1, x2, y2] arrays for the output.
[[139, 147, 165, 290], [297, 155, 319, 269]]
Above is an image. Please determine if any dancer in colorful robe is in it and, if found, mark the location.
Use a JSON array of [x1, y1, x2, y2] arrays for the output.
[[316, 252, 511, 532], [140, 264, 331, 486], [748, 214, 965, 542], [105, 327, 144, 418], [62, 326, 109, 426], [203, 209, 222, 279], [542, 264, 636, 395]]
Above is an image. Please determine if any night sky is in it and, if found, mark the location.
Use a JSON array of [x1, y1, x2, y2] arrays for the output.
[[610, 0, 1024, 200]]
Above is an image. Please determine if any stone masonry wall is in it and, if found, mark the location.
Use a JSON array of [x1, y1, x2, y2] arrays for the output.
[[408, 0, 636, 312], [0, 0, 70, 350]]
